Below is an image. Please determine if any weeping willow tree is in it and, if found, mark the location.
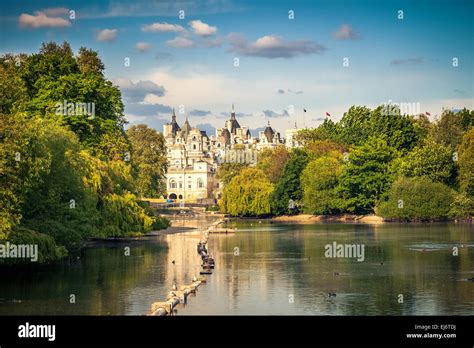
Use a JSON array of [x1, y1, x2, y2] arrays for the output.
[[221, 168, 273, 216]]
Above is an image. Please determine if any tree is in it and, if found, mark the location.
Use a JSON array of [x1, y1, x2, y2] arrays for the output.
[[76, 47, 105, 75], [369, 105, 419, 151], [3, 41, 128, 159], [376, 177, 454, 221], [295, 105, 420, 152], [0, 114, 49, 239], [304, 139, 347, 160], [295, 119, 340, 144], [337, 106, 372, 145], [458, 128, 474, 196], [0, 42, 169, 262], [400, 138, 456, 186], [221, 168, 273, 216], [431, 108, 474, 147], [337, 137, 398, 214], [126, 124, 167, 197], [301, 155, 343, 214], [0, 62, 28, 114], [256, 146, 290, 183], [270, 148, 309, 215], [217, 162, 248, 186], [449, 192, 473, 220]]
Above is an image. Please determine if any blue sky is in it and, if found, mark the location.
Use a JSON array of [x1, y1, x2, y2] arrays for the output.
[[1, 0, 473, 135]]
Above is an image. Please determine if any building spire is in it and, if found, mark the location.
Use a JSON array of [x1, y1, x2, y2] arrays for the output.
[[230, 103, 236, 120], [172, 108, 176, 121]]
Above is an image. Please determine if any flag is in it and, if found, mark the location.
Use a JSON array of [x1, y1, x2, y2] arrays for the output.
[[325, 112, 331, 117]]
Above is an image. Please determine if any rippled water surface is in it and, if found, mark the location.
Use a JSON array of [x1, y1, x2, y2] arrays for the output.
[[1, 219, 473, 315]]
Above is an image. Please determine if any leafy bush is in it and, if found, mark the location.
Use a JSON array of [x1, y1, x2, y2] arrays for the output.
[[151, 215, 170, 230], [0, 227, 67, 265], [449, 192, 473, 220], [376, 177, 454, 221], [99, 192, 154, 237]]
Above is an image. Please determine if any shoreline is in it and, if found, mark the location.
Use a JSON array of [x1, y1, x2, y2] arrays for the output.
[[270, 214, 385, 224], [268, 214, 472, 224]]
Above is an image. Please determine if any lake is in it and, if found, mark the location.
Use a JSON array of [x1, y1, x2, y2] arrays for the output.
[[0, 219, 472, 315]]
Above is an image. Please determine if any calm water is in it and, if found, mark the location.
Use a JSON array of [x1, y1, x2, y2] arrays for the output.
[[0, 219, 473, 315]]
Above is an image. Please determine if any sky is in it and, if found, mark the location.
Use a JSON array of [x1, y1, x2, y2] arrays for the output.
[[1, 0, 473, 135]]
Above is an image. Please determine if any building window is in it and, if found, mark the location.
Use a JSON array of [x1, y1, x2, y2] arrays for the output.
[[188, 183, 192, 189], [193, 144, 196, 150], [179, 182, 183, 188], [197, 178, 203, 188], [170, 179, 177, 189]]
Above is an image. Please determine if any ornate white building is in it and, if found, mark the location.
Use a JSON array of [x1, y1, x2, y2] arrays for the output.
[[162, 106, 285, 202]]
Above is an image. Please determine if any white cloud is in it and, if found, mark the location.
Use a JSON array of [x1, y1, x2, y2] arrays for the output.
[[228, 33, 326, 58], [141, 22, 186, 33], [114, 78, 166, 103], [166, 37, 194, 48], [96, 29, 117, 41], [136, 42, 152, 52], [332, 24, 360, 40], [19, 9, 71, 28], [189, 20, 217, 36]]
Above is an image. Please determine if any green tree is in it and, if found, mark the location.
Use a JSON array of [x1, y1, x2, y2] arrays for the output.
[[400, 138, 456, 186], [222, 168, 273, 216], [304, 139, 347, 160], [295, 119, 340, 144], [76, 47, 105, 75], [270, 148, 309, 215], [19, 121, 100, 250], [217, 162, 248, 186], [449, 192, 473, 220], [256, 146, 290, 183], [0, 114, 49, 239], [337, 106, 372, 145], [369, 105, 419, 151], [338, 137, 398, 214], [458, 128, 474, 196], [431, 108, 474, 147], [127, 124, 167, 197], [301, 155, 343, 214], [376, 177, 454, 221], [2, 42, 128, 159]]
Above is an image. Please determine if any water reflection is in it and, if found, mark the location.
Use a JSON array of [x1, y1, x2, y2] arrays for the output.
[[0, 221, 472, 315]]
